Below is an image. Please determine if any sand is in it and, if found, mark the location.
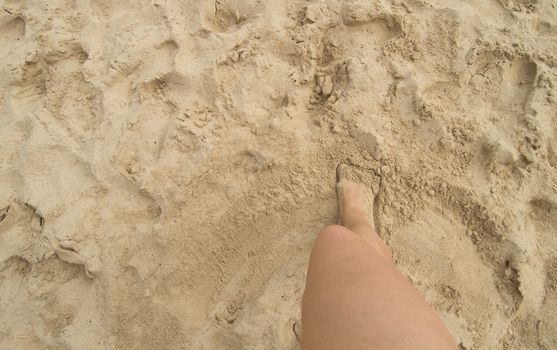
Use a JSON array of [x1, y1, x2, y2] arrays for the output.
[[1, 0, 556, 349]]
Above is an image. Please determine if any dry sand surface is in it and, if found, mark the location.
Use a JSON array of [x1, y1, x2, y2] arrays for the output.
[[1, 0, 557, 349]]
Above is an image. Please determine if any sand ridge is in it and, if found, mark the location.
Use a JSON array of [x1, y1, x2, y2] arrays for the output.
[[1, 0, 557, 349]]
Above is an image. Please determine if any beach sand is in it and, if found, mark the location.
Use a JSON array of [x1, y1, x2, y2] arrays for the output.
[[1, 0, 556, 349]]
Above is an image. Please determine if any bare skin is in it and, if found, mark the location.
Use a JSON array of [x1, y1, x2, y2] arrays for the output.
[[301, 174, 458, 350]]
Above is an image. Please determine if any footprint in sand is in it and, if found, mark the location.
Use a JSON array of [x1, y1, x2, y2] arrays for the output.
[[529, 197, 557, 232], [198, 0, 266, 33], [0, 14, 25, 55], [467, 54, 537, 116], [323, 11, 402, 63]]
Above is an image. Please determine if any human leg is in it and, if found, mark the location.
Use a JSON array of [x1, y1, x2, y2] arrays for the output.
[[301, 179, 457, 350]]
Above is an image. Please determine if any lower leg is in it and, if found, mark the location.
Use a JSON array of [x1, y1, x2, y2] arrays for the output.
[[337, 179, 391, 260], [301, 177, 457, 350]]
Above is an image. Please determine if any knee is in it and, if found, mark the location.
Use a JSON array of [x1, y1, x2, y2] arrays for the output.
[[309, 225, 364, 271]]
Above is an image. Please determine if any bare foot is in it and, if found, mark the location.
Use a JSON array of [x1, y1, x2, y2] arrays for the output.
[[336, 164, 390, 259], [336, 164, 376, 231]]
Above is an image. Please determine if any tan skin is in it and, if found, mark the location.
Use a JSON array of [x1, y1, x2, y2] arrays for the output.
[[301, 179, 459, 350]]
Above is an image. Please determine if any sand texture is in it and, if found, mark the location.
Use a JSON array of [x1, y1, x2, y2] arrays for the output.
[[1, 0, 557, 349]]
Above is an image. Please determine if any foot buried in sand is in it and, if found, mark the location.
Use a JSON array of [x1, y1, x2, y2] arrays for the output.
[[335, 163, 381, 241]]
